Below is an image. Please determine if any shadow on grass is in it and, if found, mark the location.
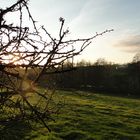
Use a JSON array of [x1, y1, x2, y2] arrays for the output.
[[0, 120, 31, 140], [60, 130, 91, 140]]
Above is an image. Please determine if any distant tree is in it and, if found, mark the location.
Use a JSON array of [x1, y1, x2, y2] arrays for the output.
[[0, 0, 113, 131], [94, 58, 108, 65], [133, 53, 140, 63], [76, 60, 92, 67]]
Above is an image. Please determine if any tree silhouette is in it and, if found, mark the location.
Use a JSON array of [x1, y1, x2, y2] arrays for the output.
[[133, 53, 140, 63], [0, 0, 113, 131]]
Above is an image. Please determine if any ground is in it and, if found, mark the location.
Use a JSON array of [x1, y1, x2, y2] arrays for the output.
[[0, 90, 140, 140]]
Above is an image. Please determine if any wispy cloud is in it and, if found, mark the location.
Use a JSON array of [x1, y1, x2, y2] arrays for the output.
[[115, 35, 140, 53], [68, 0, 110, 37]]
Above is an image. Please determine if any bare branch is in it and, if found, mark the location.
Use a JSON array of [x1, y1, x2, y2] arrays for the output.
[[0, 0, 113, 131]]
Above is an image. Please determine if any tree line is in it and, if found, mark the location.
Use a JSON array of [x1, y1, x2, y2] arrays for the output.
[[41, 58, 140, 97]]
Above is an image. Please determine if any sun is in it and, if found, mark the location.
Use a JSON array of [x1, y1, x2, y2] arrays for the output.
[[12, 54, 23, 65], [3, 53, 25, 65]]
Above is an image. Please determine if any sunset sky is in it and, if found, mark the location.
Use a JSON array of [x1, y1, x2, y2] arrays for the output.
[[1, 0, 140, 64]]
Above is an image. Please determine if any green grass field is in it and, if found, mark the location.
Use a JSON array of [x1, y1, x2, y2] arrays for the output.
[[0, 90, 140, 140]]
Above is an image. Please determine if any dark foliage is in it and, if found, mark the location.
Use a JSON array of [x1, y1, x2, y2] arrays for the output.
[[43, 61, 140, 97]]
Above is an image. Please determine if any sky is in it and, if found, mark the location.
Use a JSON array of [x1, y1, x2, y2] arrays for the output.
[[1, 0, 140, 64]]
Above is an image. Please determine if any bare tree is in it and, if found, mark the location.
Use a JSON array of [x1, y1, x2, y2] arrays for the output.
[[133, 53, 140, 63], [94, 58, 108, 66], [0, 0, 113, 131]]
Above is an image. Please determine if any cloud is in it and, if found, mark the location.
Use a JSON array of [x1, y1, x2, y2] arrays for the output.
[[115, 35, 140, 53], [68, 0, 110, 37]]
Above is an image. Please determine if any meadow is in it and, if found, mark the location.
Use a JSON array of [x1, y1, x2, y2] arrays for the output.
[[0, 90, 140, 140]]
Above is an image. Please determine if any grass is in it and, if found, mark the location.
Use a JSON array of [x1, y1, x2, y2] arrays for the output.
[[0, 90, 140, 140]]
